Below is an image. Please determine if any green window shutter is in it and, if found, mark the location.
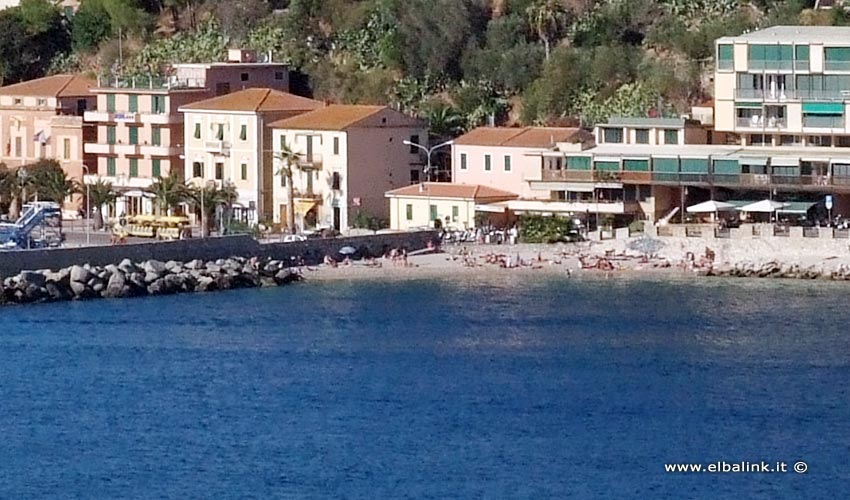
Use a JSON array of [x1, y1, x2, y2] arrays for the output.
[[128, 126, 138, 145], [623, 159, 649, 172], [735, 102, 763, 109], [240, 125, 247, 141], [241, 163, 247, 180], [680, 158, 709, 173], [484, 155, 491, 171], [713, 159, 740, 174], [152, 159, 161, 178], [106, 126, 115, 144], [128, 95, 137, 112], [594, 161, 619, 171], [107, 157, 116, 176], [129, 158, 138, 177], [430, 204, 438, 221], [216, 124, 224, 140], [279, 135, 286, 150], [151, 127, 161, 146], [566, 156, 591, 170], [504, 156, 511, 171], [653, 158, 679, 173], [106, 94, 115, 113], [151, 95, 165, 114], [802, 102, 844, 115], [460, 153, 467, 169], [452, 206, 459, 219], [406, 204, 413, 221]]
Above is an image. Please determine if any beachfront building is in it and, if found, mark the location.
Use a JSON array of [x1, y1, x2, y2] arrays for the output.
[[270, 105, 427, 232], [84, 50, 289, 217], [385, 183, 518, 230], [0, 74, 96, 210], [179, 89, 323, 224]]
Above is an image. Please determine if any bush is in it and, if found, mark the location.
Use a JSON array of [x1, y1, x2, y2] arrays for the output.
[[519, 214, 578, 243], [351, 211, 386, 231]]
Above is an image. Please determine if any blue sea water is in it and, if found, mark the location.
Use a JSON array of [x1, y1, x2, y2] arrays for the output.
[[0, 275, 848, 499]]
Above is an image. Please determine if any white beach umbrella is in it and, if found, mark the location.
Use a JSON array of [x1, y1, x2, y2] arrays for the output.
[[686, 200, 736, 213], [739, 200, 789, 213]]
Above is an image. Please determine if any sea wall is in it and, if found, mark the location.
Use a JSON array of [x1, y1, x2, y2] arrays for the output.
[[0, 231, 439, 277]]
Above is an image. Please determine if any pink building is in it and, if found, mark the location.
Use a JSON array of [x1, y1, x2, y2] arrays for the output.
[[452, 127, 594, 199]]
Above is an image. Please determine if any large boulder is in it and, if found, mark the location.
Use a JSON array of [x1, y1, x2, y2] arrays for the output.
[[143, 260, 167, 276], [69, 265, 92, 285], [18, 271, 46, 289], [45, 281, 73, 301], [163, 273, 185, 293], [195, 276, 217, 292], [118, 258, 137, 274], [147, 278, 167, 295], [103, 271, 127, 298]]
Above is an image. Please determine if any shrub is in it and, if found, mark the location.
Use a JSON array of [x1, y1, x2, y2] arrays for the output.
[[519, 214, 578, 243]]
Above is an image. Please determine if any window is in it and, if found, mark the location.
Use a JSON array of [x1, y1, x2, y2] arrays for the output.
[[430, 204, 438, 221], [460, 153, 467, 170], [241, 163, 248, 180], [795, 45, 810, 71], [409, 135, 419, 154], [824, 47, 850, 71], [106, 94, 115, 113], [129, 158, 138, 177], [215, 162, 224, 180], [484, 154, 491, 171], [152, 159, 161, 178], [333, 137, 339, 155], [215, 124, 224, 141], [406, 204, 413, 221], [192, 162, 203, 178], [635, 129, 650, 144], [240, 73, 249, 82], [151, 127, 161, 146], [13, 98, 21, 105], [152, 95, 165, 114], [275, 71, 284, 80], [410, 169, 420, 183], [193, 123, 201, 139], [452, 206, 459, 222], [239, 124, 247, 141], [14, 137, 21, 157], [36, 98, 47, 107], [717, 44, 733, 71], [128, 126, 139, 145], [107, 157, 116, 176], [63, 138, 71, 160], [332, 172, 341, 189], [279, 135, 286, 150], [749, 44, 793, 70], [280, 173, 286, 187], [504, 155, 511, 172], [603, 128, 623, 143], [106, 126, 116, 144], [664, 129, 679, 145], [128, 95, 137, 112]]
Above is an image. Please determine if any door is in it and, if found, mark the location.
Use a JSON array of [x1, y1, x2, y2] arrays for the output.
[[279, 204, 287, 227], [333, 207, 341, 231]]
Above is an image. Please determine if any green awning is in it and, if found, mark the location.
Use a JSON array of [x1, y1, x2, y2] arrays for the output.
[[653, 157, 679, 173], [777, 201, 817, 214], [566, 156, 591, 170], [681, 158, 709, 173], [735, 102, 762, 109], [713, 159, 740, 174], [623, 159, 649, 171], [802, 102, 844, 115], [595, 161, 619, 171]]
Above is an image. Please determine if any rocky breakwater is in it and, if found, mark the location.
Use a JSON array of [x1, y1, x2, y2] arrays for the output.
[[706, 260, 850, 280], [0, 257, 302, 305]]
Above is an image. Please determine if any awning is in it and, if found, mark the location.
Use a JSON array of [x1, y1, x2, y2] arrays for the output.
[[735, 102, 763, 109], [294, 200, 318, 215], [777, 201, 817, 214], [739, 199, 789, 212], [529, 182, 594, 192], [475, 201, 511, 213], [771, 157, 800, 167], [738, 157, 769, 166], [122, 190, 155, 198], [687, 200, 737, 213], [802, 102, 844, 115]]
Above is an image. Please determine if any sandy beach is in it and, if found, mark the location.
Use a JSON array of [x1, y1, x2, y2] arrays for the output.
[[302, 237, 850, 282]]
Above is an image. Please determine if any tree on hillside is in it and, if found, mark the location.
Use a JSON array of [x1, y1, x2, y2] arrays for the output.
[[526, 0, 571, 60], [72, 0, 113, 52], [0, 2, 70, 84]]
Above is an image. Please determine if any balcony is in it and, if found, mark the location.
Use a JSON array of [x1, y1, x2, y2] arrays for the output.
[[802, 116, 845, 129], [824, 61, 850, 72], [96, 75, 207, 90], [84, 110, 176, 124], [139, 145, 181, 156], [140, 113, 178, 125], [204, 141, 231, 156], [619, 171, 652, 183], [114, 143, 141, 155], [748, 60, 793, 71], [292, 190, 322, 200], [297, 153, 323, 170], [84, 143, 114, 154], [736, 117, 787, 129]]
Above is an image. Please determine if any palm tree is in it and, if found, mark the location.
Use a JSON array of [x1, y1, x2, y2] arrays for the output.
[[32, 167, 78, 204], [186, 181, 237, 237], [0, 165, 32, 220], [420, 103, 465, 140], [526, 0, 570, 61], [87, 179, 118, 230], [274, 142, 302, 234], [146, 171, 187, 215]]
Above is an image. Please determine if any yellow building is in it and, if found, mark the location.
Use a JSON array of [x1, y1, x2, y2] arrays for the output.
[[179, 88, 323, 224], [386, 183, 518, 230]]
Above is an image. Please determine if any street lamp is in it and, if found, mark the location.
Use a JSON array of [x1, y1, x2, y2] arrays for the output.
[[191, 177, 214, 238], [403, 139, 453, 182], [81, 165, 91, 245]]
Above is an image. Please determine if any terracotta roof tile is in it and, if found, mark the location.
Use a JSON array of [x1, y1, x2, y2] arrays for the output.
[[454, 126, 591, 148], [179, 88, 323, 113], [385, 183, 519, 200], [0, 74, 95, 98], [270, 105, 393, 130]]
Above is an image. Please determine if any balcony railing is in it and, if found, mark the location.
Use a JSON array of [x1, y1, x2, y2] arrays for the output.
[[297, 153, 323, 169], [292, 190, 321, 200], [802, 116, 845, 129], [97, 75, 207, 90], [824, 61, 850, 72], [541, 169, 593, 182], [736, 117, 787, 128], [204, 141, 231, 155], [748, 60, 794, 71]]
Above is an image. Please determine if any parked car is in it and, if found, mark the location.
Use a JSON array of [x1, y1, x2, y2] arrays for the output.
[[283, 234, 307, 243]]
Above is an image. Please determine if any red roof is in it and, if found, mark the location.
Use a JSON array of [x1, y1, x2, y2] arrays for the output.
[[385, 183, 519, 201], [454, 127, 592, 148]]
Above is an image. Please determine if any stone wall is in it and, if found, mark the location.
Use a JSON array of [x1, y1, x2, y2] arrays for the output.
[[0, 231, 439, 276]]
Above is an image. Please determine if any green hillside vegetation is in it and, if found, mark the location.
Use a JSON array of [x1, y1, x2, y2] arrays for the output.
[[0, 0, 844, 134]]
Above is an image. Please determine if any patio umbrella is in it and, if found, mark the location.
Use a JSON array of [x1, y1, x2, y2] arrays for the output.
[[739, 200, 789, 213], [338, 246, 357, 255], [686, 200, 736, 213]]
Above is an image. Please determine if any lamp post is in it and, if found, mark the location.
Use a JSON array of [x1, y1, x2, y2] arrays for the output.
[[403, 139, 453, 182], [81, 165, 90, 245]]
